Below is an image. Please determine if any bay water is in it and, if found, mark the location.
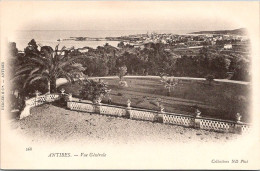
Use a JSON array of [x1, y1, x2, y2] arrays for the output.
[[12, 30, 191, 50]]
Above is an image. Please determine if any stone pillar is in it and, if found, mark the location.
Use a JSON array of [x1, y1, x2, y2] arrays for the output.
[[194, 108, 201, 129], [67, 94, 73, 109], [156, 105, 165, 123], [125, 99, 131, 118], [95, 98, 101, 114], [234, 113, 243, 134], [234, 123, 243, 134], [68, 93, 72, 102], [35, 96, 38, 107], [45, 94, 52, 103], [35, 90, 40, 106], [95, 104, 101, 114], [126, 107, 132, 119], [35, 90, 40, 97]]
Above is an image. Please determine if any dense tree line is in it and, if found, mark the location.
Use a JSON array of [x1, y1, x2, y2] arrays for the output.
[[77, 42, 250, 81], [10, 40, 250, 86]]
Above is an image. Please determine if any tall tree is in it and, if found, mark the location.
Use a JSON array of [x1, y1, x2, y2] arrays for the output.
[[118, 65, 127, 81], [13, 43, 86, 93]]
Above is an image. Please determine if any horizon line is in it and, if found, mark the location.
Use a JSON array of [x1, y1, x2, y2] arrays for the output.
[[16, 28, 244, 32]]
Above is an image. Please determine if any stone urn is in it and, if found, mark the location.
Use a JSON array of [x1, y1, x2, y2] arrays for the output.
[[160, 105, 165, 113], [127, 99, 131, 108], [95, 97, 102, 105], [236, 113, 242, 123], [35, 90, 40, 97], [60, 88, 65, 95], [195, 109, 201, 117]]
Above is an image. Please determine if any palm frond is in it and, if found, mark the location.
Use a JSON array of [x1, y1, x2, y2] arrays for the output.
[[29, 76, 46, 85], [63, 73, 74, 83], [53, 46, 66, 61], [14, 66, 34, 76], [40, 70, 50, 78], [28, 56, 49, 68], [55, 44, 59, 52], [29, 67, 41, 75], [12, 44, 89, 93], [57, 71, 74, 82], [23, 74, 49, 88], [11, 73, 28, 82], [16, 64, 36, 72]]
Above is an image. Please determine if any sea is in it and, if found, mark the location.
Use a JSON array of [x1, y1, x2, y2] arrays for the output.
[[11, 30, 192, 51]]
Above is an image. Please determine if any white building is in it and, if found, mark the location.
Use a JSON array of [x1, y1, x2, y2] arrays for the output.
[[224, 44, 232, 49]]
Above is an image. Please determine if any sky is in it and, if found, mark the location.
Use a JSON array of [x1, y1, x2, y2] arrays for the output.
[[1, 1, 259, 32]]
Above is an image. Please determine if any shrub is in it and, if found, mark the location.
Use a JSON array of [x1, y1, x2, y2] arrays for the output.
[[118, 66, 127, 81], [205, 74, 215, 85], [118, 80, 128, 87], [79, 79, 110, 102], [10, 95, 25, 111]]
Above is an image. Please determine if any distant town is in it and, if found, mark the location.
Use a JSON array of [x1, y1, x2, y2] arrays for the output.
[[61, 28, 250, 58], [8, 27, 251, 145], [10, 28, 250, 83]]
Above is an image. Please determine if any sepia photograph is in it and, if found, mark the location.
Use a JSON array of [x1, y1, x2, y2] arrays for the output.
[[1, 1, 260, 170]]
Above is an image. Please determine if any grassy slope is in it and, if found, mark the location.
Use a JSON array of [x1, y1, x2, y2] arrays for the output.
[[60, 77, 250, 122]]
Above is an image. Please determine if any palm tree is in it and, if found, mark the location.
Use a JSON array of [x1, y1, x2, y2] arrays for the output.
[[13, 45, 86, 94]]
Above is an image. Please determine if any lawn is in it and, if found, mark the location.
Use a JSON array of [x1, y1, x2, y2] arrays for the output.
[[60, 76, 251, 122]]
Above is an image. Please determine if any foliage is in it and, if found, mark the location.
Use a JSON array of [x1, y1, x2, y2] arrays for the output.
[[11, 40, 250, 83], [118, 80, 128, 87], [164, 77, 178, 96], [205, 74, 215, 84], [118, 65, 127, 80], [81, 42, 247, 80], [231, 58, 250, 81], [10, 94, 25, 111], [79, 79, 110, 102], [117, 41, 125, 48], [12, 40, 86, 94]]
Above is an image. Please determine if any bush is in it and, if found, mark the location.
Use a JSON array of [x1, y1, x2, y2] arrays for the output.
[[118, 80, 128, 87], [118, 66, 127, 81], [10, 95, 25, 111], [205, 74, 215, 85], [79, 79, 110, 102], [206, 74, 214, 81]]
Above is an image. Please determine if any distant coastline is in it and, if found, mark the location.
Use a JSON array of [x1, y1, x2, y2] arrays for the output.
[[189, 28, 247, 36], [12, 28, 248, 50]]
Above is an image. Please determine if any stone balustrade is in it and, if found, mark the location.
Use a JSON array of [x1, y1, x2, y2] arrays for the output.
[[67, 97, 251, 134], [20, 93, 61, 119], [19, 89, 251, 134]]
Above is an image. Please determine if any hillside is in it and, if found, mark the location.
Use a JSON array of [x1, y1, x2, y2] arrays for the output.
[[190, 28, 247, 35]]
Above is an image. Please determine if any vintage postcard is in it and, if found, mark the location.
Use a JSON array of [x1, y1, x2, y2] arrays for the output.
[[0, 1, 260, 170]]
